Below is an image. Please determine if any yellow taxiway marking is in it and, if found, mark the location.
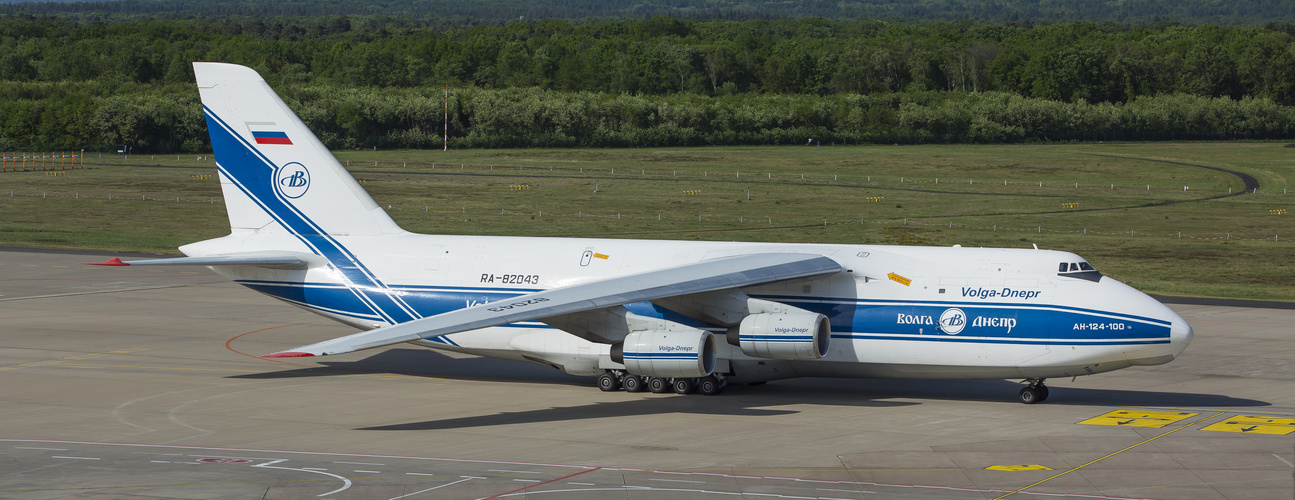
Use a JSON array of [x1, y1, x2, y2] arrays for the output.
[[994, 412, 1225, 499], [1140, 406, 1295, 417], [985, 465, 1052, 472], [1077, 409, 1198, 428], [1201, 415, 1295, 435], [0, 348, 149, 371]]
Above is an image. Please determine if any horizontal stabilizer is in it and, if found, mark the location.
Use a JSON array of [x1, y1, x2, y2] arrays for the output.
[[83, 252, 319, 270], [265, 253, 842, 357]]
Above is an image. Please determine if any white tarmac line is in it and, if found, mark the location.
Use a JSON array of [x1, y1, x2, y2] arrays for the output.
[[387, 476, 476, 500], [254, 459, 352, 497]]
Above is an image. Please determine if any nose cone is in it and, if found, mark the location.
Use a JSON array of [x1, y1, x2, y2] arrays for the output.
[[1087, 275, 1193, 366], [1168, 311, 1194, 359]]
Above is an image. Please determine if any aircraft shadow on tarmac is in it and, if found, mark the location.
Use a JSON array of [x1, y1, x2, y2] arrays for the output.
[[228, 348, 1269, 423], [358, 395, 915, 431]]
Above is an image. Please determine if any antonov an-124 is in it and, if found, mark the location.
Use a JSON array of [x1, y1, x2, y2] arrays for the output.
[[90, 63, 1193, 404]]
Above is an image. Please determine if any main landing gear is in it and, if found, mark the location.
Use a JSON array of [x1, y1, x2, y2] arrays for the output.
[[1018, 379, 1050, 404], [597, 370, 726, 396]]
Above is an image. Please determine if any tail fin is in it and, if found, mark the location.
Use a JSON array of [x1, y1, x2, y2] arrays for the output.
[[194, 62, 402, 237]]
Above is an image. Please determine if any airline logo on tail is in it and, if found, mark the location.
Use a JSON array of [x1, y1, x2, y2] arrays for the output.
[[246, 121, 293, 145], [276, 162, 310, 198]]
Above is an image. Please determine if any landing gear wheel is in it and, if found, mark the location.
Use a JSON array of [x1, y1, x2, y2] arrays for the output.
[[697, 375, 724, 396], [597, 372, 621, 392], [1018, 378, 1049, 404], [672, 378, 697, 394], [647, 377, 671, 394], [1018, 386, 1041, 404], [622, 375, 645, 393]]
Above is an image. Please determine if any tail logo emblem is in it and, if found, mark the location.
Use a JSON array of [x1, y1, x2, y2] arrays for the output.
[[276, 162, 310, 199], [939, 308, 966, 335]]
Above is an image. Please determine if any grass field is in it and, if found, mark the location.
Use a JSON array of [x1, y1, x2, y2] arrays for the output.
[[1, 142, 1291, 301]]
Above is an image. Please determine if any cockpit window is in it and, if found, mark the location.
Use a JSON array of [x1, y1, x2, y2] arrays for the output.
[[1057, 261, 1102, 282]]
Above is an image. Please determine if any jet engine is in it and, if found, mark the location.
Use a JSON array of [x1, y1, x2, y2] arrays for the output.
[[611, 329, 715, 378], [728, 311, 830, 360]]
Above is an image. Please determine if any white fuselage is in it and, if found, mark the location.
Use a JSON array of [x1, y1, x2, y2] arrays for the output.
[[185, 232, 1193, 383]]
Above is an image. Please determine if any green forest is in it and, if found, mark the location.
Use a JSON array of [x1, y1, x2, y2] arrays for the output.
[[6, 0, 1295, 25], [2, 11, 1295, 152]]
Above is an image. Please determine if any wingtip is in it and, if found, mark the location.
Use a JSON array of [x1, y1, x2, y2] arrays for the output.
[[83, 258, 129, 266], [263, 351, 316, 358]]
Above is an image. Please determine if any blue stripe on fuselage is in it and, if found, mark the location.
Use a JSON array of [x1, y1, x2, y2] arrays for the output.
[[237, 280, 1170, 345]]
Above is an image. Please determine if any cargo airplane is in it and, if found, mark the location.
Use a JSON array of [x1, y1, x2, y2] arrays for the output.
[[90, 63, 1193, 403]]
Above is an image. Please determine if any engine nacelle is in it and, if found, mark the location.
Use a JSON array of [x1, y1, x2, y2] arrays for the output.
[[611, 329, 715, 378], [730, 312, 831, 360]]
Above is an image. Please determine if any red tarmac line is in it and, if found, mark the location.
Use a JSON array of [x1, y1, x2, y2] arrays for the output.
[[224, 323, 313, 367], [480, 467, 602, 500]]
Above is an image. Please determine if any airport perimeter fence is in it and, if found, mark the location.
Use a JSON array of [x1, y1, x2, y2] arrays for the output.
[[3, 186, 1289, 243]]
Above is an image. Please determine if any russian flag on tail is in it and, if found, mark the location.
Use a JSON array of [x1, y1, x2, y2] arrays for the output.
[[246, 122, 292, 145]]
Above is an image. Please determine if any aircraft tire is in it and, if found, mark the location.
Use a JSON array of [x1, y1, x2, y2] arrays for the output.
[[1036, 384, 1050, 402], [672, 378, 697, 395], [623, 375, 646, 392], [697, 376, 723, 396], [1018, 386, 1042, 404], [597, 372, 621, 392], [647, 377, 671, 394]]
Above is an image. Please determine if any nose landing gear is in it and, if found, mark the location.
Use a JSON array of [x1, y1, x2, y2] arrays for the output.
[[1018, 379, 1050, 404]]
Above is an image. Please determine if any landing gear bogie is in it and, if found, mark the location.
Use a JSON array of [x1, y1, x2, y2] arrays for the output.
[[598, 371, 725, 396]]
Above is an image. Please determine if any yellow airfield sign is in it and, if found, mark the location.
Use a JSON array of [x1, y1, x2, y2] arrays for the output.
[[1077, 410, 1198, 428], [1201, 415, 1295, 435]]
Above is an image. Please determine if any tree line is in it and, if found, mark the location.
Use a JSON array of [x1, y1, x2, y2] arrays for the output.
[[1, 15, 1294, 152], [6, 0, 1295, 25], [4, 16, 1294, 103], [5, 81, 1292, 153]]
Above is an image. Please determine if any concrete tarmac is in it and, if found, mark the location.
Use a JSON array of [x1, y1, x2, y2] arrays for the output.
[[0, 249, 1291, 499]]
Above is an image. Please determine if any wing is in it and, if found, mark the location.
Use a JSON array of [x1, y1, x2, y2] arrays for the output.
[[265, 252, 842, 357], [83, 252, 319, 270]]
